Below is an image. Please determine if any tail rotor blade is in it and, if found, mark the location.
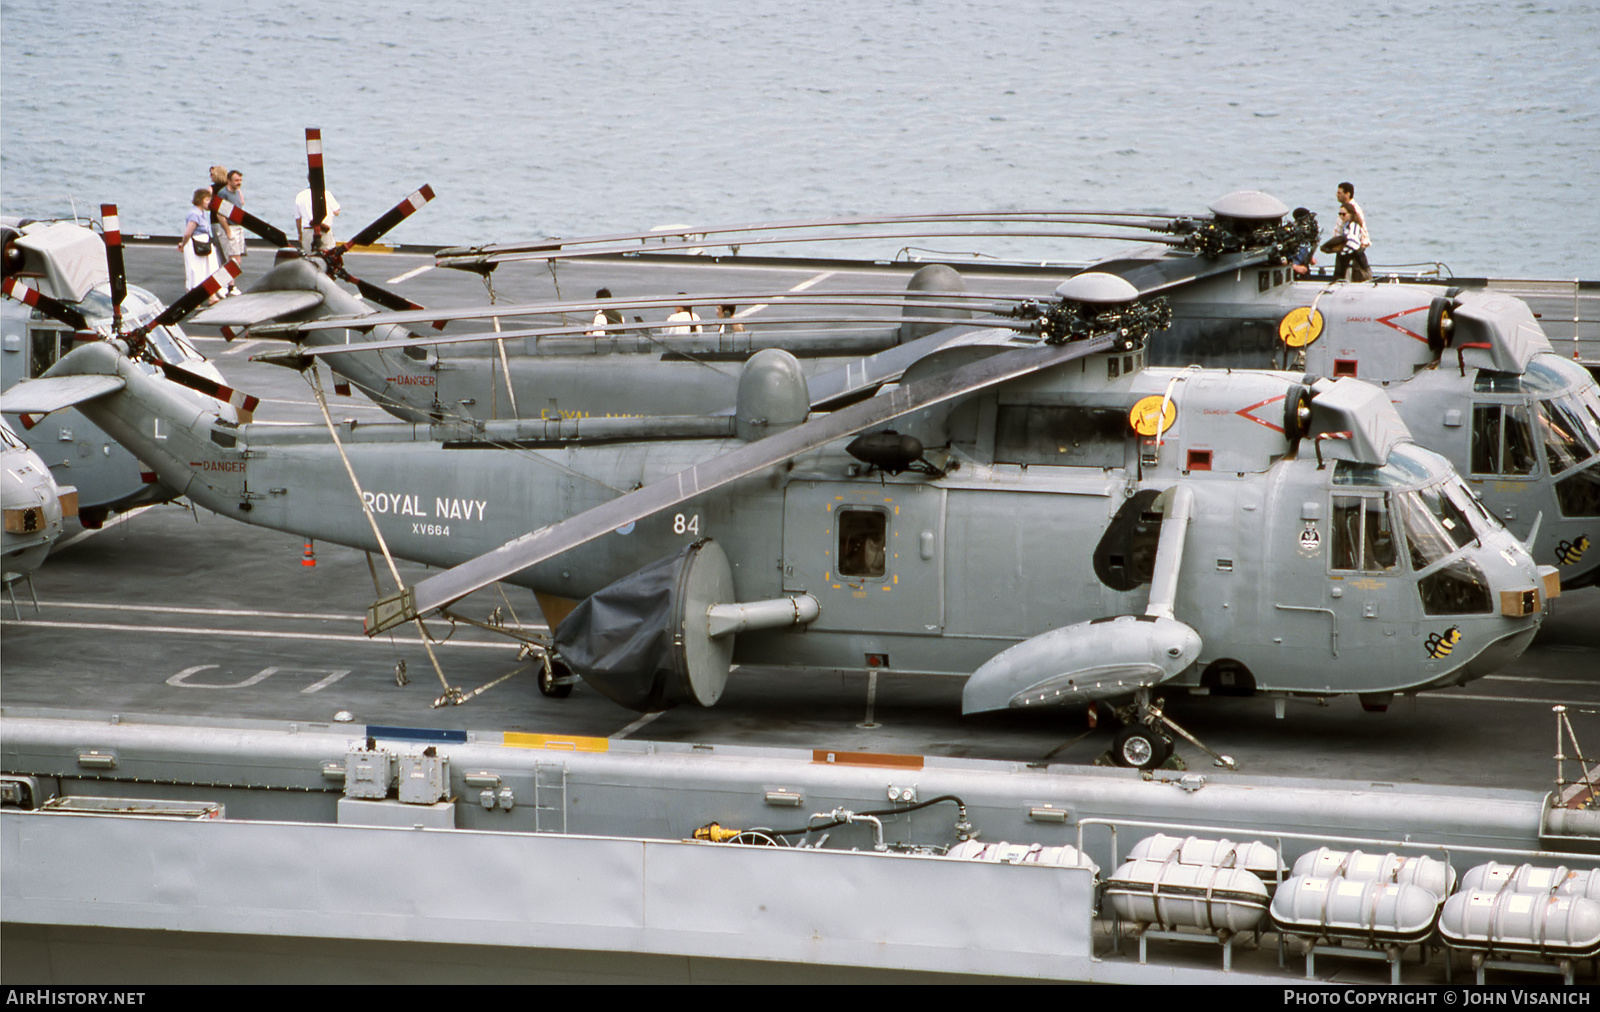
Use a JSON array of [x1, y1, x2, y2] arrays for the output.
[[306, 128, 328, 251], [342, 185, 436, 250], [101, 204, 127, 335], [209, 196, 291, 249], [2, 277, 92, 333]]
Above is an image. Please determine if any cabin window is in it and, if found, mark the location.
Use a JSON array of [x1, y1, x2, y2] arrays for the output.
[[1331, 494, 1399, 573], [837, 509, 887, 579], [995, 405, 1127, 468], [29, 327, 69, 379], [1470, 404, 1537, 476]]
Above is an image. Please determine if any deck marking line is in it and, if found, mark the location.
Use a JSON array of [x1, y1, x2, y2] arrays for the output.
[[611, 711, 664, 739], [53, 504, 156, 551], [0, 618, 521, 649], [739, 270, 837, 316]]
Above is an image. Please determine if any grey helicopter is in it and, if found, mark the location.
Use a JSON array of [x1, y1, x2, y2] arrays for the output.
[[2, 271, 1556, 769], [2, 209, 252, 527], [226, 188, 1600, 590], [1, 414, 74, 598]]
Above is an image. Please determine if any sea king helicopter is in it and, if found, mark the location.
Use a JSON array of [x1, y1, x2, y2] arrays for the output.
[[1, 267, 1558, 768], [2, 415, 74, 598], [2, 209, 249, 526], [217, 183, 1600, 589]]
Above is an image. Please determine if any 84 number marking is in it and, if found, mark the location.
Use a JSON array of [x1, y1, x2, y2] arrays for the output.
[[673, 513, 700, 535]]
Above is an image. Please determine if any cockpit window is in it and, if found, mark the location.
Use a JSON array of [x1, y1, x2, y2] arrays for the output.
[[1398, 485, 1477, 571], [1471, 403, 1538, 476], [1417, 557, 1494, 615], [1332, 444, 1434, 488], [1538, 396, 1600, 476], [1555, 469, 1600, 518], [1332, 494, 1399, 573]]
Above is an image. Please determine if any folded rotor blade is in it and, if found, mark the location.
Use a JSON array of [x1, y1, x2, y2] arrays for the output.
[[342, 271, 437, 321], [366, 333, 1113, 634], [342, 185, 436, 249], [209, 196, 292, 249], [130, 260, 243, 344], [101, 204, 127, 335], [306, 128, 328, 251], [154, 361, 261, 421], [2, 277, 91, 333]]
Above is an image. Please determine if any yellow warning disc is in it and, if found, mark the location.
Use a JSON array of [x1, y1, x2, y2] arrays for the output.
[[1279, 307, 1324, 348], [1128, 395, 1177, 437]]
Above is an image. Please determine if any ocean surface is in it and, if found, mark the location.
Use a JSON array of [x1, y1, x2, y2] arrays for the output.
[[2, 1, 1597, 278]]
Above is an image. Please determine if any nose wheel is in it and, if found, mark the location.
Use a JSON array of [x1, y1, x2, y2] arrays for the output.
[[1112, 724, 1172, 769], [1109, 691, 1238, 771]]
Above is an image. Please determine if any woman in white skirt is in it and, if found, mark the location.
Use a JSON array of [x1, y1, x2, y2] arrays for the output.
[[178, 188, 219, 300]]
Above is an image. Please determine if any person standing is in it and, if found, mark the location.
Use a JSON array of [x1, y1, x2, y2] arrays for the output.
[[664, 295, 700, 335], [294, 186, 341, 252], [178, 188, 220, 300], [587, 287, 625, 336], [716, 304, 746, 333], [1331, 205, 1371, 282], [1288, 207, 1318, 277], [1336, 181, 1370, 254], [217, 170, 247, 259]]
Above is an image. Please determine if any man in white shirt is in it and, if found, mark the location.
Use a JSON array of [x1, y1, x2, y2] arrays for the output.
[[1336, 181, 1370, 250], [294, 188, 342, 252], [663, 295, 700, 335]]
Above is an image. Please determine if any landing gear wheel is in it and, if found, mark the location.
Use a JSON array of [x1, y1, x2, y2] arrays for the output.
[[539, 658, 573, 699], [1112, 724, 1172, 770]]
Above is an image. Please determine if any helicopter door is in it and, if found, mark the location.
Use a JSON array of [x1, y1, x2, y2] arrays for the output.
[[781, 481, 944, 634], [1325, 492, 1401, 657], [1469, 402, 1539, 523]]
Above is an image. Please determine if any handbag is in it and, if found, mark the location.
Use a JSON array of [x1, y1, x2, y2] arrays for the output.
[[191, 235, 212, 257]]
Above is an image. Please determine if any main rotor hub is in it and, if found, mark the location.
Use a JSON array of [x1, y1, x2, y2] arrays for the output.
[[1014, 273, 1171, 349], [1170, 190, 1314, 262]]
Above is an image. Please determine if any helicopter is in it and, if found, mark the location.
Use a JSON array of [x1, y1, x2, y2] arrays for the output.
[[2, 414, 74, 597], [224, 190, 1600, 590], [2, 272, 1557, 769], [1, 211, 248, 527], [1082, 191, 1600, 589]]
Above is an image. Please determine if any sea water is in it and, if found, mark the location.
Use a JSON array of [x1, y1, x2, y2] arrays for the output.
[[2, 0, 1596, 277]]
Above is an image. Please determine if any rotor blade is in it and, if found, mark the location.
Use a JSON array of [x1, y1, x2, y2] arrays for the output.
[[436, 208, 1191, 266], [306, 128, 328, 251], [340, 271, 447, 328], [341, 185, 436, 249], [2, 277, 91, 332], [154, 361, 260, 421], [131, 260, 243, 340], [209, 196, 292, 249], [249, 288, 1033, 336], [101, 204, 127, 336], [276, 311, 1004, 359], [440, 227, 1183, 270], [366, 333, 1113, 634]]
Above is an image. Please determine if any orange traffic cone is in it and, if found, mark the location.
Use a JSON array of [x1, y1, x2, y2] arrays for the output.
[[301, 540, 316, 567]]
